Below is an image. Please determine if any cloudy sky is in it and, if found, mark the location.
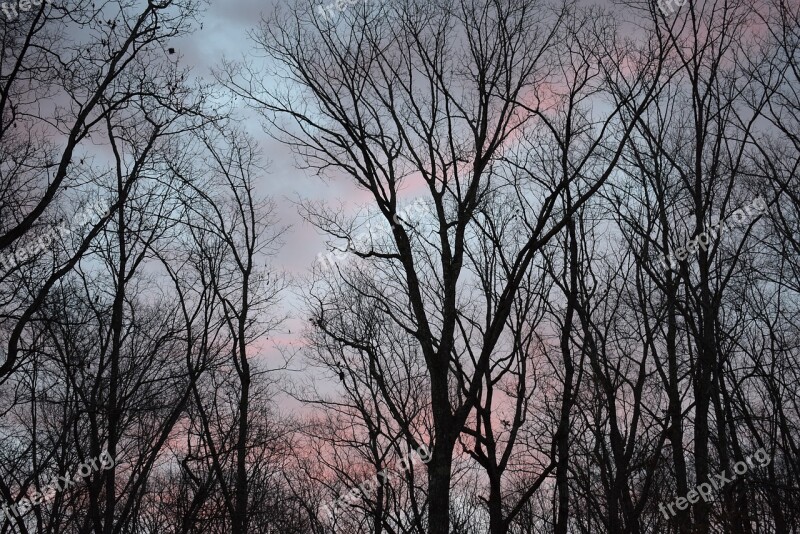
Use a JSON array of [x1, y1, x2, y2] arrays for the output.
[[158, 0, 402, 403]]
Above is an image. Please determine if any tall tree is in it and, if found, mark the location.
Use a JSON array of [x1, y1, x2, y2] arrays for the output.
[[220, 0, 664, 531]]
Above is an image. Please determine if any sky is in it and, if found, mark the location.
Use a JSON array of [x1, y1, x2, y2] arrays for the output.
[[172, 0, 330, 272], [166, 0, 370, 402], [161, 0, 615, 404]]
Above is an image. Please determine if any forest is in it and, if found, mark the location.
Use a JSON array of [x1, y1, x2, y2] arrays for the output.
[[1, 0, 799, 532]]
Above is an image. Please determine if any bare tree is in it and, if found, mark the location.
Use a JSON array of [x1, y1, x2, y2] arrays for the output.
[[162, 124, 287, 534], [0, 0, 206, 380], [217, 0, 664, 532]]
